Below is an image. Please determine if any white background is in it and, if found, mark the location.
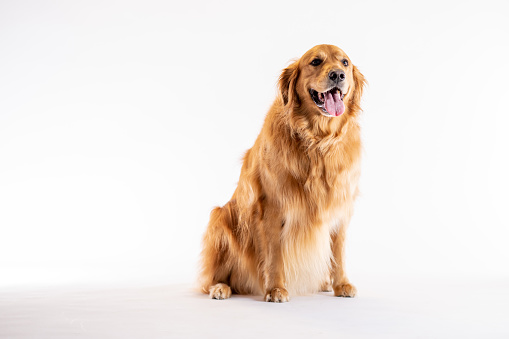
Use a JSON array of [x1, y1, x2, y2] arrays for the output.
[[1, 0, 509, 289]]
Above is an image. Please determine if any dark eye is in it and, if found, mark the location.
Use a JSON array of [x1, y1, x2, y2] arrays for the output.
[[310, 58, 322, 66], [342, 59, 349, 67]]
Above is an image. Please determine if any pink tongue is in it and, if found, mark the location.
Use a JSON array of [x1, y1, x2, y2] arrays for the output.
[[324, 91, 345, 116]]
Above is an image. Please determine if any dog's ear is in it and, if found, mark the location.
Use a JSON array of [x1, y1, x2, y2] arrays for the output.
[[349, 65, 366, 114], [278, 61, 300, 106]]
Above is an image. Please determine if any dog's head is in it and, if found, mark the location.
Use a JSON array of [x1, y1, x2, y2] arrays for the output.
[[279, 45, 365, 119]]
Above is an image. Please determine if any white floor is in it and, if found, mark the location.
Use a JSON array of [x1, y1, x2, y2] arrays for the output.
[[1, 278, 508, 339]]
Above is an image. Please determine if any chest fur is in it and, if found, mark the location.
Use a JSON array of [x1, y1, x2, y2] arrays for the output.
[[278, 135, 361, 294]]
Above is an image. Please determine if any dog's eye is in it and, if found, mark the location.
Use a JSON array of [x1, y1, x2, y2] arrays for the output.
[[342, 59, 349, 67], [310, 58, 322, 66]]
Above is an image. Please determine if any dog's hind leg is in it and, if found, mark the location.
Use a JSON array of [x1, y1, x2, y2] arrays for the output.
[[199, 204, 240, 300], [320, 274, 333, 292]]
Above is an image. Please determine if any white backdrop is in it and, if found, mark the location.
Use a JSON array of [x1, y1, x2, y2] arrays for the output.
[[1, 0, 508, 288]]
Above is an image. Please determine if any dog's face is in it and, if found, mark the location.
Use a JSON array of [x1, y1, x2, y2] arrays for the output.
[[279, 44, 365, 118], [302, 45, 352, 117]]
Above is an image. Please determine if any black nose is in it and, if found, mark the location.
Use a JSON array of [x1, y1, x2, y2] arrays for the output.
[[329, 70, 346, 82]]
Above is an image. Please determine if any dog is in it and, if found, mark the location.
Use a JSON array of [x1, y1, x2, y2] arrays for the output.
[[199, 44, 366, 302]]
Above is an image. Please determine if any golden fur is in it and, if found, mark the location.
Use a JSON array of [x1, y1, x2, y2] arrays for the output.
[[199, 44, 366, 302]]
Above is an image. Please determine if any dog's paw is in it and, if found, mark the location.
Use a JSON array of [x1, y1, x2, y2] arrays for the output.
[[320, 281, 333, 292], [333, 283, 357, 297], [265, 287, 290, 303], [209, 283, 232, 300]]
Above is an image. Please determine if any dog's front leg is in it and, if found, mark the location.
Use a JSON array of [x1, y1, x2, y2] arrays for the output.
[[331, 223, 357, 297], [262, 209, 289, 303]]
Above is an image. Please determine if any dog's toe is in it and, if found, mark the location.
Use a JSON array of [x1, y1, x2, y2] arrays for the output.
[[320, 281, 333, 292], [209, 283, 232, 300], [265, 287, 290, 303], [333, 283, 357, 297]]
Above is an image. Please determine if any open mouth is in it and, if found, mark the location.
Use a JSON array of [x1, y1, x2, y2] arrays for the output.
[[309, 87, 345, 117]]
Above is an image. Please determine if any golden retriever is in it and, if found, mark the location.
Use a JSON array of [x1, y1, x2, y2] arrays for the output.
[[199, 44, 366, 302]]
